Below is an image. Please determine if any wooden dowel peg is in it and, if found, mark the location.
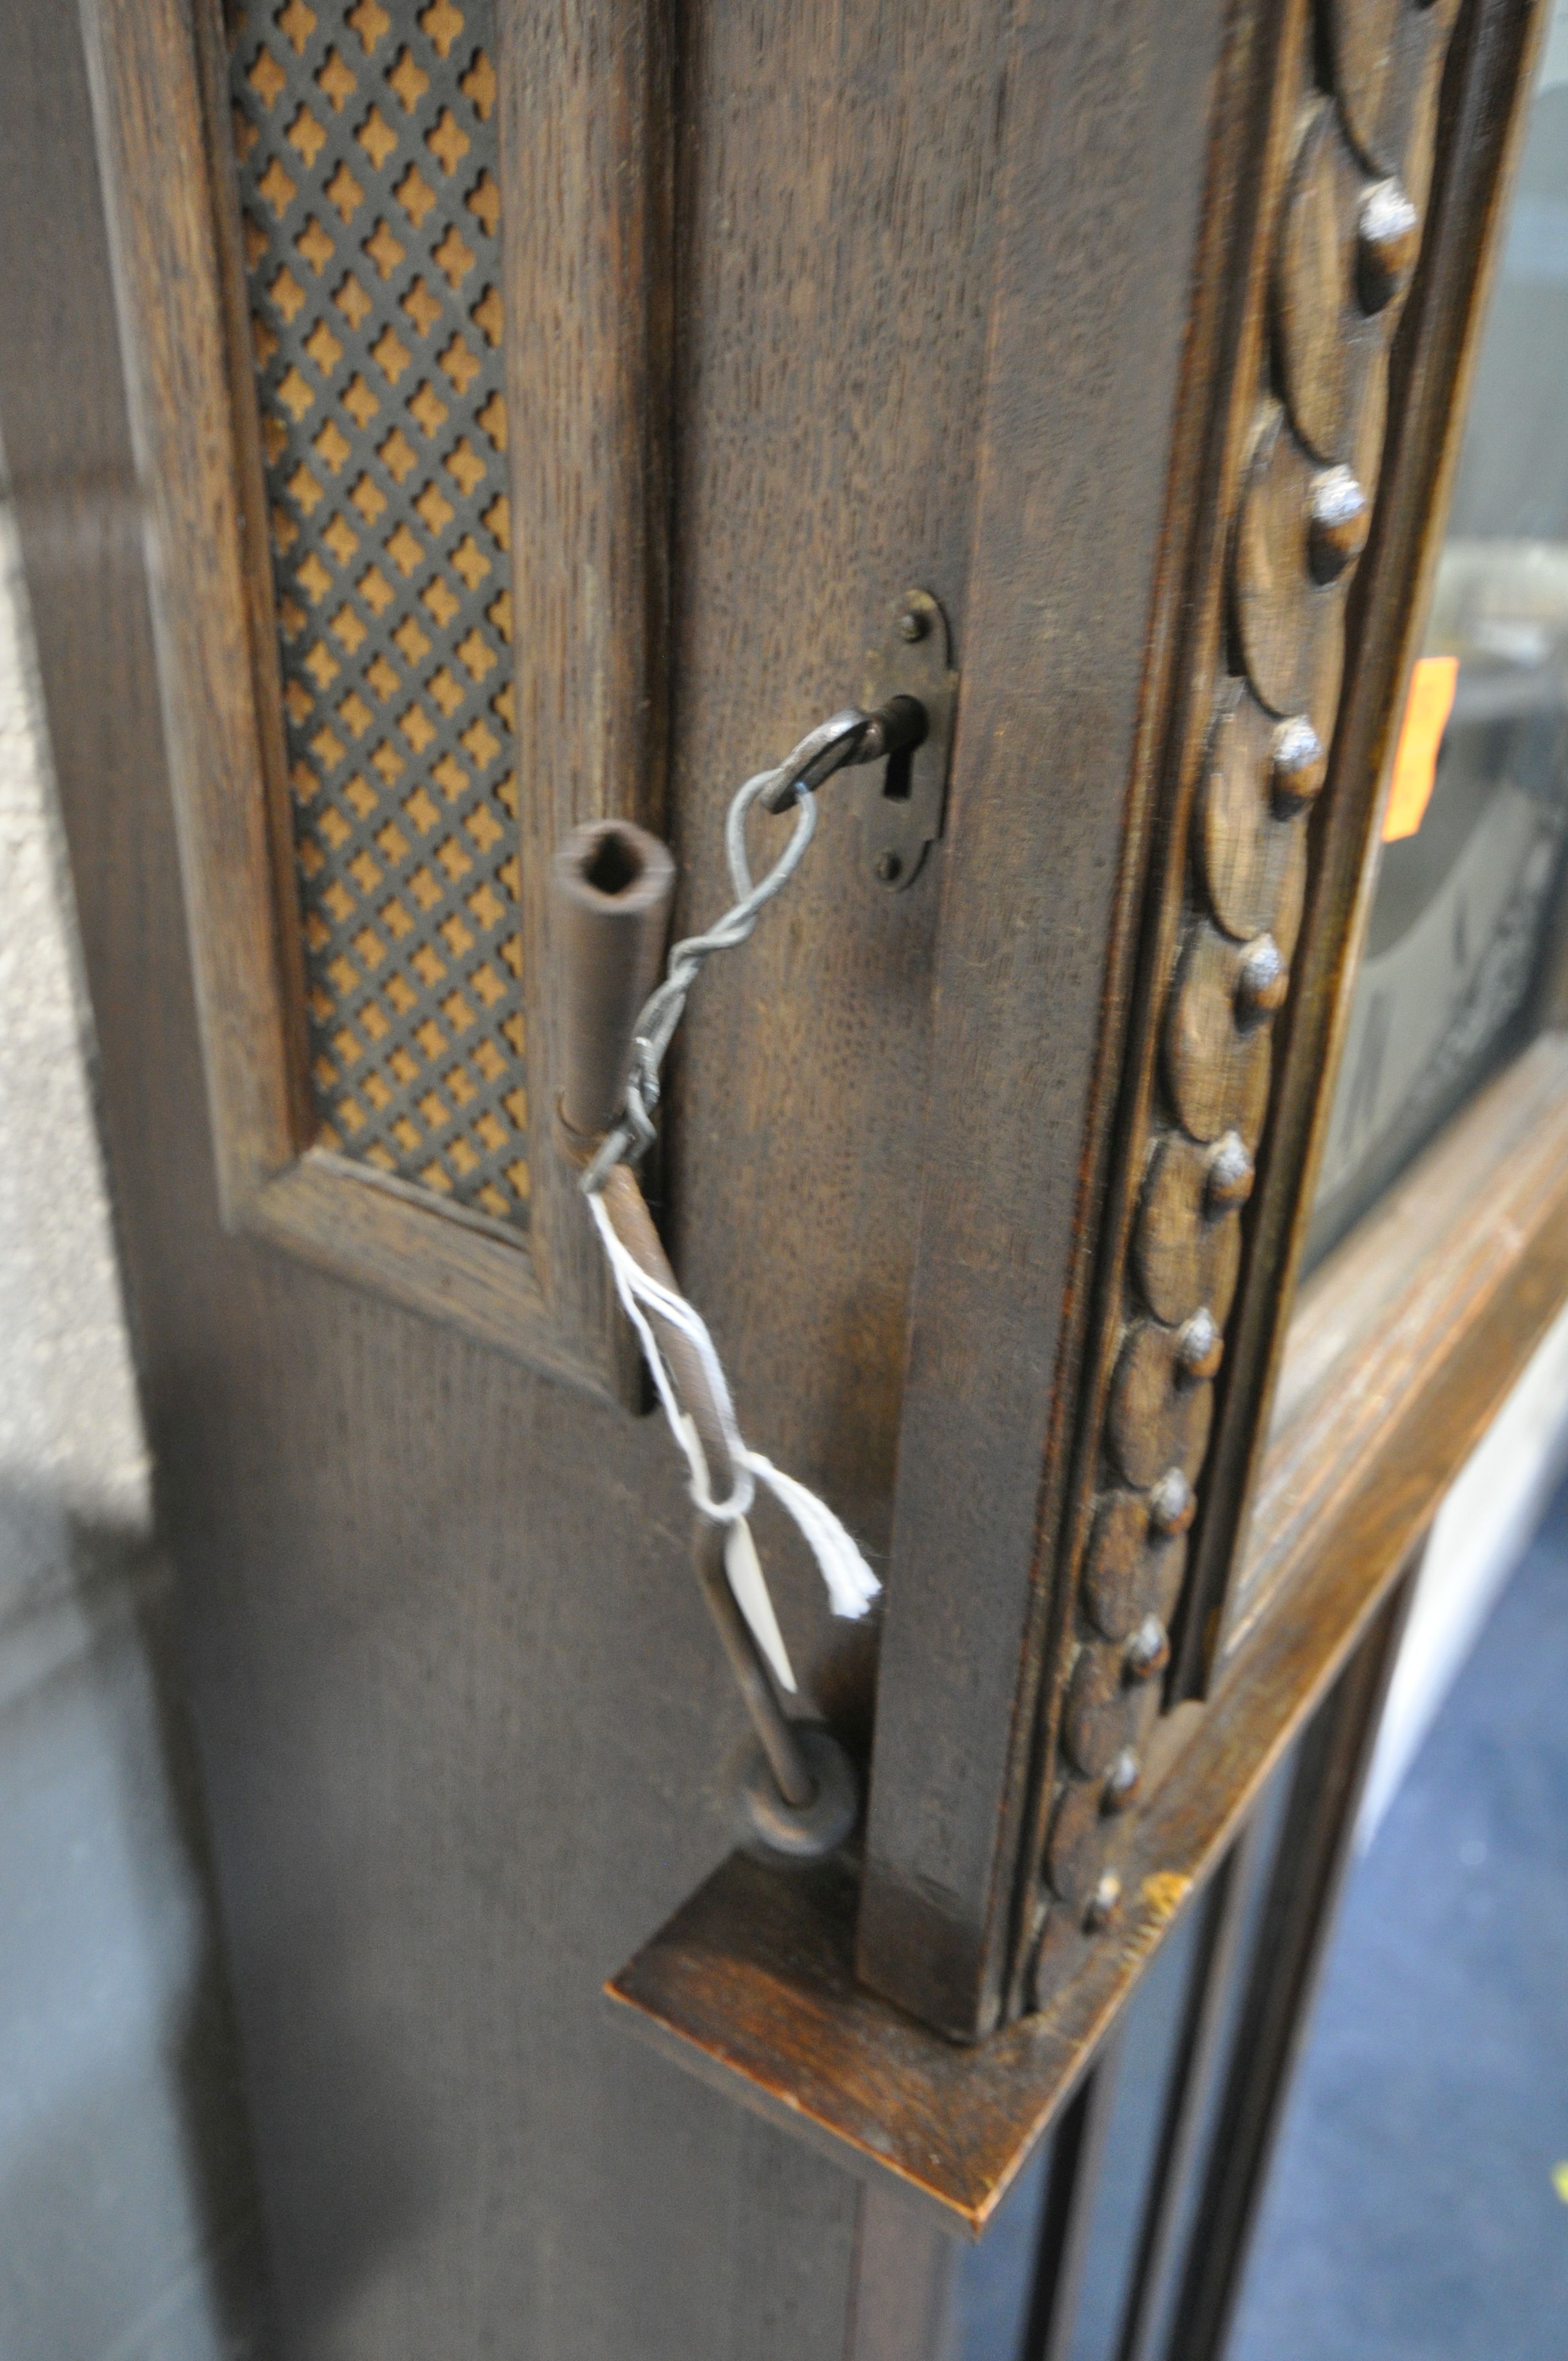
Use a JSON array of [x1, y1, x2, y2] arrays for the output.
[[552, 819, 676, 1141]]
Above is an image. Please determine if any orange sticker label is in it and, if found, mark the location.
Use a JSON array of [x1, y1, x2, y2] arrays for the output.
[[1384, 654, 1459, 842]]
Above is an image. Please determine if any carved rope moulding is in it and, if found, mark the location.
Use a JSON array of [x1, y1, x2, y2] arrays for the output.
[[1026, 0, 1463, 2009]]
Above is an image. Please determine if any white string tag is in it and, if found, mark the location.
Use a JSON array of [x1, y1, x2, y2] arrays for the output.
[[723, 1518, 797, 1693], [588, 1191, 880, 1623], [738, 1450, 882, 1621]]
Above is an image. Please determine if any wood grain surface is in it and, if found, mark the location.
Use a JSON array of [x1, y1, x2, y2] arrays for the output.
[[1, 0, 1012, 2350], [856, 0, 1234, 2043], [74, 0, 695, 1394], [86, 0, 310, 1217], [1196, 0, 1549, 1668], [983, 0, 1542, 2036], [500, 0, 669, 1395], [611, 1030, 1568, 2231], [10, 0, 1553, 2344]]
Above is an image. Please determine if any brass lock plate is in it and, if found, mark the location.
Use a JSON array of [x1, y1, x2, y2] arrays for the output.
[[859, 589, 957, 891]]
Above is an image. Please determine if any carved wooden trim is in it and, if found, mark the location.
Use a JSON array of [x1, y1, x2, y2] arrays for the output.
[[1199, 0, 1550, 1653], [1014, 0, 1523, 2020], [609, 1029, 1568, 2227], [82, 0, 669, 1391], [854, 0, 1250, 2048]]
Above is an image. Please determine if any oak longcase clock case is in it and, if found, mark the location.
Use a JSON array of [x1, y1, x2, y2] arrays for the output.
[[0, 0, 1559, 2355]]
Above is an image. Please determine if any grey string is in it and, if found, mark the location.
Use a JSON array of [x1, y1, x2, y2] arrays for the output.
[[580, 710, 869, 1196], [577, 704, 884, 1624]]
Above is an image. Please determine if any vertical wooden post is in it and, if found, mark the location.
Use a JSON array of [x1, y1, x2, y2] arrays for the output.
[[845, 2184, 959, 2361]]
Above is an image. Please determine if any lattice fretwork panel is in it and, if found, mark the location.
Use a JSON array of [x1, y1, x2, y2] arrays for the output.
[[228, 0, 530, 1231]]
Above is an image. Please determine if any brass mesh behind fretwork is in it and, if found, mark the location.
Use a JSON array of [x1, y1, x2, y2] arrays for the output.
[[228, 0, 529, 1230]]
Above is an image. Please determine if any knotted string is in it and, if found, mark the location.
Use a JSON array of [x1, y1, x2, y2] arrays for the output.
[[588, 1196, 878, 1624], [582, 724, 882, 1635]]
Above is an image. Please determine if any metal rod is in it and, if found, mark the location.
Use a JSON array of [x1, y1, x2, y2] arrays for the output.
[[598, 1166, 736, 1497], [694, 1521, 816, 1809]]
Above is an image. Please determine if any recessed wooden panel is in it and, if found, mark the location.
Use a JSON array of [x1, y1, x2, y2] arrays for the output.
[[81, 0, 671, 1389], [228, 0, 529, 1231]]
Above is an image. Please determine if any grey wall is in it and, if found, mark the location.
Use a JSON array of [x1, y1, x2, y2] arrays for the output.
[[0, 488, 270, 2361]]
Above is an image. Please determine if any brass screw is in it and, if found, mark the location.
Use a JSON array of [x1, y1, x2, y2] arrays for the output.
[[1177, 1307, 1224, 1381], [1206, 1130, 1255, 1214], [1125, 1613, 1171, 1683], [876, 850, 903, 884], [1147, 1467, 1196, 1537], [1085, 1870, 1123, 1932], [898, 606, 928, 643]]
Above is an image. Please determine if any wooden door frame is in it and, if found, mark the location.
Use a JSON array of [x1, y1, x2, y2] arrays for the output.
[[850, 1547, 1417, 2360], [856, 0, 1547, 2045]]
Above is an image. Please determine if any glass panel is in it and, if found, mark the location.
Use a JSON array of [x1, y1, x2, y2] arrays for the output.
[[1310, 10, 1568, 1261], [228, 1, 529, 1233], [1226, 1473, 1568, 2361], [1064, 1898, 1207, 2361], [946, 1738, 1302, 2361], [950, 2124, 1055, 2361]]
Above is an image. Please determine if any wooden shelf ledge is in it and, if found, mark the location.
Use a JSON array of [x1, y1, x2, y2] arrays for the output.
[[608, 1035, 1568, 2235]]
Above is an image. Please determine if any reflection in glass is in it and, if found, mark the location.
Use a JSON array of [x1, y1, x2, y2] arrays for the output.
[[1310, 36, 1568, 1259]]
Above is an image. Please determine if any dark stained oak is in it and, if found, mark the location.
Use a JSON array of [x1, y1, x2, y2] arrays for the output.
[[77, 0, 683, 1395], [86, 0, 311, 1217], [1232, 404, 1351, 721], [1199, 690, 1311, 948], [611, 1032, 1568, 2231], [1164, 924, 1276, 1148], [1011, 0, 1543, 2031], [843, 2185, 957, 2361], [856, 0, 1237, 2044], [858, 0, 1537, 2046], [499, 0, 671, 1394], [8, 0, 1553, 2347], [1134, 1138, 1246, 1331], [1107, 1323, 1213, 1494], [1, 0, 1025, 2349], [1275, 101, 1379, 467]]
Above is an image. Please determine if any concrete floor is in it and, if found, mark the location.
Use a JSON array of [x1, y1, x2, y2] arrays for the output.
[[0, 1566, 271, 2361]]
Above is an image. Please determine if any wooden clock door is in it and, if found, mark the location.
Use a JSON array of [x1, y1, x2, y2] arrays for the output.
[[0, 0, 1544, 2357]]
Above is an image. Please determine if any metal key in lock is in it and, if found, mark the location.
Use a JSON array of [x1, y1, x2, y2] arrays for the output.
[[858, 588, 958, 891], [756, 587, 957, 891]]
